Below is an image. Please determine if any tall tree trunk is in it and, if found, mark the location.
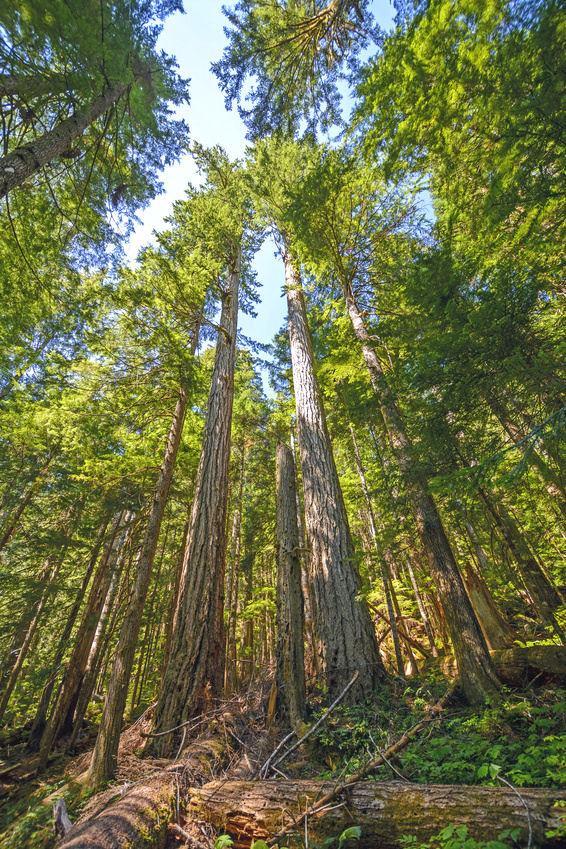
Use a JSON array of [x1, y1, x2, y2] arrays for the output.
[[275, 442, 306, 729], [290, 422, 318, 680], [88, 378, 193, 786], [343, 283, 500, 702], [0, 83, 127, 197], [160, 510, 191, 679], [68, 542, 127, 751], [37, 509, 132, 769], [285, 254, 383, 699], [27, 513, 111, 749], [147, 250, 241, 758], [344, 412, 404, 676], [225, 446, 245, 694]]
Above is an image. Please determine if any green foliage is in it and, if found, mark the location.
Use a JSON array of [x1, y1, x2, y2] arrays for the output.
[[400, 824, 520, 849], [212, 0, 378, 137], [356, 0, 566, 288], [315, 687, 566, 789]]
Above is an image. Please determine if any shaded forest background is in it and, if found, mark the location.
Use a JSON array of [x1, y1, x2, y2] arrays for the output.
[[0, 0, 565, 847]]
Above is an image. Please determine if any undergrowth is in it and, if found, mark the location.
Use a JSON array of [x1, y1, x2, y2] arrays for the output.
[[312, 683, 566, 789], [0, 775, 96, 849]]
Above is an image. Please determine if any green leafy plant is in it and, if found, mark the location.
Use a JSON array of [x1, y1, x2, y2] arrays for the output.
[[400, 824, 520, 849]]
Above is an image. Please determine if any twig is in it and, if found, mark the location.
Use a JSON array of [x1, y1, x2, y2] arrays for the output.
[[258, 730, 296, 778], [268, 684, 455, 845], [368, 731, 410, 782], [196, 820, 215, 849], [143, 698, 238, 738], [271, 765, 289, 779], [168, 822, 209, 849], [497, 774, 532, 849], [268, 671, 360, 776], [174, 726, 188, 762]]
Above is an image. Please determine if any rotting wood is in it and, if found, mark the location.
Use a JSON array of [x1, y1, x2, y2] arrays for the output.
[[53, 799, 72, 838], [57, 771, 177, 849], [492, 644, 566, 685], [266, 684, 455, 841], [56, 735, 228, 849], [189, 779, 566, 849]]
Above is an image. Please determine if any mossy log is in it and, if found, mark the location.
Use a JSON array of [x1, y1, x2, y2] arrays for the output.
[[492, 645, 566, 685], [58, 771, 177, 849], [57, 737, 226, 849], [189, 779, 566, 848]]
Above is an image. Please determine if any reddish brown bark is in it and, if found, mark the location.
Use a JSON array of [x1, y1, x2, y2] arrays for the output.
[[147, 250, 241, 756]]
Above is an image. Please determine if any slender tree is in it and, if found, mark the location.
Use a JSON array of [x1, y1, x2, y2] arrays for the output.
[[275, 442, 306, 729]]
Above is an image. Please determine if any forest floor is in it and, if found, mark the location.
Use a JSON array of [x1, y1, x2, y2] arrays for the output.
[[0, 665, 565, 849]]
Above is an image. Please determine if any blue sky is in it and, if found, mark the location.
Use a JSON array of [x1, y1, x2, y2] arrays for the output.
[[127, 0, 396, 389]]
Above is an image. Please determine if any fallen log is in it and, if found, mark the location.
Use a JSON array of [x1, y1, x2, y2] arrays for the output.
[[58, 770, 178, 849], [189, 779, 566, 848], [492, 645, 566, 686], [57, 736, 226, 849]]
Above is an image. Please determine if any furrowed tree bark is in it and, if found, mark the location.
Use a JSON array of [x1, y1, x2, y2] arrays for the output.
[[0, 83, 127, 197], [285, 252, 383, 699], [147, 249, 241, 757], [343, 283, 500, 703], [38, 510, 132, 769], [275, 442, 306, 729], [189, 779, 566, 849], [88, 372, 195, 786]]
